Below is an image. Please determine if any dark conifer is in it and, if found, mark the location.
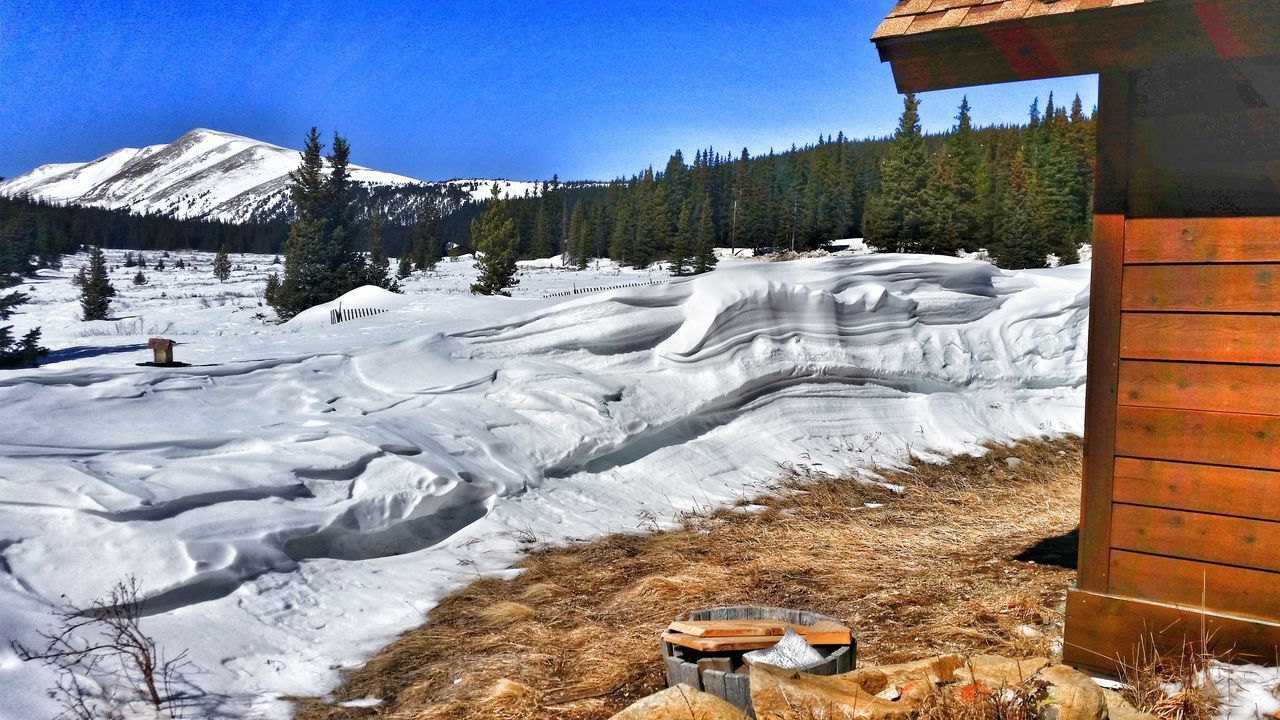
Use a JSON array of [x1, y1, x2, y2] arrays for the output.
[[0, 289, 45, 368], [863, 93, 929, 252], [213, 245, 232, 282], [470, 184, 520, 296], [80, 246, 115, 321]]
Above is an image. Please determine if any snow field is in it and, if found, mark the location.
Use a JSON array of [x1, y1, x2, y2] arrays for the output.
[[0, 248, 1090, 718]]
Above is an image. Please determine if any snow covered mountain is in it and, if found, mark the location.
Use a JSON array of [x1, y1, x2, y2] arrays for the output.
[[0, 128, 542, 224]]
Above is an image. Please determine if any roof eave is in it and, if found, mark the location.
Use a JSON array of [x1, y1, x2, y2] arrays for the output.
[[872, 0, 1280, 93]]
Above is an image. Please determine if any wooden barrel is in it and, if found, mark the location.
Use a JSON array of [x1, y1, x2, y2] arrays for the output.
[[660, 605, 856, 718]]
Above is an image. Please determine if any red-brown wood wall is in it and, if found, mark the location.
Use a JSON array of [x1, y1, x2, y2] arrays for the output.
[[1064, 62, 1280, 670]]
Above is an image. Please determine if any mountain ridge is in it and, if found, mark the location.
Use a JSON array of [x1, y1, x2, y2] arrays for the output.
[[0, 128, 544, 225]]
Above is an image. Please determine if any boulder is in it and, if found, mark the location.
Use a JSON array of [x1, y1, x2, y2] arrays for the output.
[[955, 655, 1051, 687], [1101, 687, 1161, 720], [1038, 665, 1108, 720], [747, 654, 1113, 720], [608, 684, 750, 720], [750, 656, 965, 720]]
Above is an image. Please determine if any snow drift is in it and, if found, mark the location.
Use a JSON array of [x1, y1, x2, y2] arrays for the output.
[[0, 253, 1089, 718]]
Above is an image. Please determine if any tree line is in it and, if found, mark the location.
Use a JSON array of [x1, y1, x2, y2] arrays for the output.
[[444, 92, 1094, 271], [3, 91, 1095, 278]]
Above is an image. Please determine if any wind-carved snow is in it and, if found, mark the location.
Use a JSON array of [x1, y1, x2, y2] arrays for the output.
[[0, 128, 543, 224], [0, 252, 1089, 719]]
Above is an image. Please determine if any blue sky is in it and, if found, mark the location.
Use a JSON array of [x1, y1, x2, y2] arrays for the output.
[[0, 0, 1097, 182]]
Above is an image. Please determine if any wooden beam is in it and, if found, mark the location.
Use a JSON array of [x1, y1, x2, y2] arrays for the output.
[[873, 0, 1280, 94], [1117, 361, 1280, 416], [1113, 458, 1280, 522], [1110, 550, 1280, 621], [1110, 504, 1280, 573], [1120, 313, 1280, 365], [1115, 406, 1280, 470], [1064, 589, 1280, 674], [1078, 215, 1126, 593], [1124, 217, 1280, 264], [1121, 264, 1280, 313]]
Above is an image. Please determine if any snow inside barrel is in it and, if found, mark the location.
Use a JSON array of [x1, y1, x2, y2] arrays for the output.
[[660, 605, 856, 718]]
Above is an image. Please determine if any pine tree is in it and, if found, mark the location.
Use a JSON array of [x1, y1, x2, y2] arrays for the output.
[[991, 148, 1047, 269], [155, 258, 165, 271], [565, 202, 592, 269], [132, 270, 147, 285], [692, 193, 718, 274], [0, 289, 45, 368], [213, 245, 232, 282], [80, 246, 115, 321], [863, 94, 930, 252], [396, 254, 413, 279], [269, 128, 365, 319], [470, 184, 520, 296], [123, 252, 136, 268], [668, 201, 694, 276], [411, 200, 443, 271], [363, 210, 398, 291], [264, 272, 282, 308], [175, 258, 186, 270], [137, 253, 147, 270]]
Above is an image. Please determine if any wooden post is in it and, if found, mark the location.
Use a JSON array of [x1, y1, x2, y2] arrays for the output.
[[147, 338, 175, 364]]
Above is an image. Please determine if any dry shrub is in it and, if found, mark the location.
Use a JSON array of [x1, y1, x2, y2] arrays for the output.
[[520, 582, 564, 604], [478, 602, 536, 626], [1118, 633, 1219, 720], [294, 436, 1083, 720], [918, 676, 1050, 720]]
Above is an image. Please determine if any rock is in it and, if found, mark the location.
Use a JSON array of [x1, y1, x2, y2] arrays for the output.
[[1039, 665, 1108, 720], [1101, 687, 1161, 720], [954, 655, 1051, 687], [748, 654, 1113, 720], [750, 656, 964, 720], [608, 684, 750, 720]]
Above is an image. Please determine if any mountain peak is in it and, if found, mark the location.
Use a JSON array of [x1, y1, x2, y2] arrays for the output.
[[0, 130, 544, 224]]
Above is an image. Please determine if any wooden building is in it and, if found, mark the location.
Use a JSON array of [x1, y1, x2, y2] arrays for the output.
[[871, 0, 1280, 671]]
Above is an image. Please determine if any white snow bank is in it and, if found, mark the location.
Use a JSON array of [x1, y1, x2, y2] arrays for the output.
[[287, 285, 415, 328], [0, 252, 1090, 719]]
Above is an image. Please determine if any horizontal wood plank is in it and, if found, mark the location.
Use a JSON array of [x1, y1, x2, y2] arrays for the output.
[[1118, 361, 1280, 415], [1113, 458, 1280, 521], [1109, 550, 1280, 621], [1116, 406, 1280, 470], [1124, 217, 1280, 263], [1064, 589, 1280, 673], [1122, 264, 1280, 313], [1120, 313, 1280, 364], [1111, 504, 1280, 573]]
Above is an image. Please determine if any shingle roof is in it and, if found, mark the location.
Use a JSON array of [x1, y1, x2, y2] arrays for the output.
[[872, 0, 1160, 41]]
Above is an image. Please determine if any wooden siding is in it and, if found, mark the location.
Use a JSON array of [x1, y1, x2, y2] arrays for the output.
[[1064, 590, 1280, 673], [1112, 459, 1280, 522], [1117, 362, 1280, 416], [1108, 212, 1280, 635], [1109, 551, 1280, 622]]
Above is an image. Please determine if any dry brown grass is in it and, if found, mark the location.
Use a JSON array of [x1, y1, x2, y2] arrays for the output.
[[1118, 633, 1221, 720], [292, 436, 1084, 720]]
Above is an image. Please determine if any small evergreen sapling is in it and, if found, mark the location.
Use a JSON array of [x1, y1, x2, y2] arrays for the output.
[[212, 246, 232, 282], [470, 184, 520, 296], [0, 289, 46, 368], [80, 246, 115, 321], [132, 270, 147, 286]]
